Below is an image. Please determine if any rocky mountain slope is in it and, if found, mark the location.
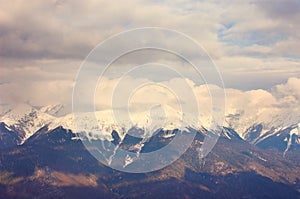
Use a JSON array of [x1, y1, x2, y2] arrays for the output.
[[0, 103, 300, 198], [0, 125, 299, 198]]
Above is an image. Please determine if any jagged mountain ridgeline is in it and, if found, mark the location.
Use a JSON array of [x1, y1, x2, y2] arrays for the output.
[[0, 103, 300, 198]]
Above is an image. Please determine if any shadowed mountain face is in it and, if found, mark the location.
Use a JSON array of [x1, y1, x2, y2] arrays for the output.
[[0, 122, 23, 150], [0, 126, 300, 198]]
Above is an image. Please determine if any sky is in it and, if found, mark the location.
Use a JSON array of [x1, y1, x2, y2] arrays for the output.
[[0, 0, 300, 116]]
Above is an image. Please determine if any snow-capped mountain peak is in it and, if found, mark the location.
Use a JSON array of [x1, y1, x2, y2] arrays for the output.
[[1, 102, 300, 155], [0, 103, 55, 142]]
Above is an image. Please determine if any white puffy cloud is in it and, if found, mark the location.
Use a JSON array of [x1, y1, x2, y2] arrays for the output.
[[275, 77, 300, 101], [77, 75, 300, 131], [224, 77, 300, 133]]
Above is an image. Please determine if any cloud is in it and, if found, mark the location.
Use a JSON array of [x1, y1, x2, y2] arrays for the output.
[[0, 0, 298, 61], [275, 77, 300, 102], [0, 79, 73, 106], [1, 61, 300, 134], [65, 74, 300, 132], [224, 77, 300, 133], [0, 0, 222, 60], [0, 0, 300, 113], [0, 60, 77, 106], [255, 0, 300, 21]]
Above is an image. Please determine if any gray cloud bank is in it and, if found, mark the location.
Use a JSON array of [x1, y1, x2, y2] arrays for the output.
[[0, 0, 299, 109]]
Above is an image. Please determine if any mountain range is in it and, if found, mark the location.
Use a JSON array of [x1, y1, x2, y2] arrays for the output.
[[0, 103, 300, 198]]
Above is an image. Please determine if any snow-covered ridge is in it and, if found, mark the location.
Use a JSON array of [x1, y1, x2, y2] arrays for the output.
[[0, 103, 55, 142], [1, 103, 300, 153], [0, 103, 203, 143]]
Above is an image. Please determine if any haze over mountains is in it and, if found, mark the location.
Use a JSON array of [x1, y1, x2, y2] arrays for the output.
[[1, 77, 300, 153], [0, 79, 300, 198]]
